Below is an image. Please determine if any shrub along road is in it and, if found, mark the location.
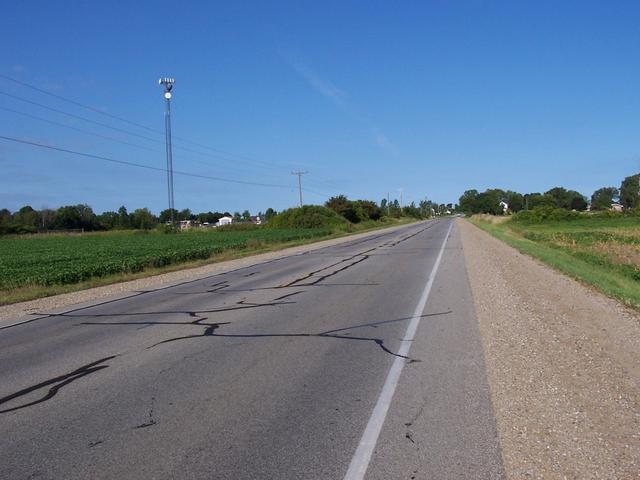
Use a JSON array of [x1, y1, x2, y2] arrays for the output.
[[0, 219, 505, 479]]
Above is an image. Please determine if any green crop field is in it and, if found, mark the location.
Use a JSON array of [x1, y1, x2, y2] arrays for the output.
[[0, 227, 333, 293], [470, 213, 640, 309]]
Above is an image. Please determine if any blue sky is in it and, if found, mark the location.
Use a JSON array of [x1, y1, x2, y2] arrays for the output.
[[1, 1, 639, 215]]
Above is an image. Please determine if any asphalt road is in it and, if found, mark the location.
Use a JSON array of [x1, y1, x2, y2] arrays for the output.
[[0, 219, 505, 479]]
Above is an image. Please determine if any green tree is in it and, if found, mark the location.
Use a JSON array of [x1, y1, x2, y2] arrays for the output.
[[242, 210, 251, 222], [325, 195, 360, 222], [505, 191, 524, 212], [97, 211, 119, 230], [476, 189, 505, 215], [569, 195, 588, 211], [13, 205, 39, 229], [117, 206, 130, 229], [159, 209, 175, 223], [196, 211, 223, 224], [355, 200, 382, 220], [0, 208, 11, 234], [78, 204, 96, 230], [55, 204, 96, 230], [458, 189, 479, 214], [418, 199, 433, 218], [545, 187, 571, 208], [130, 208, 157, 229], [525, 193, 556, 209], [591, 187, 619, 211], [544, 187, 587, 210], [177, 209, 193, 221], [39, 208, 56, 230], [264, 208, 277, 221], [619, 173, 640, 209], [389, 199, 401, 218], [403, 202, 423, 218]]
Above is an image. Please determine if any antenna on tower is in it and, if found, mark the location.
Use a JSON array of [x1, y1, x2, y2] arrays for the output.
[[159, 77, 175, 224]]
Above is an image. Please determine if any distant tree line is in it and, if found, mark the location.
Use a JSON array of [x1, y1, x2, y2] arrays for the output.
[[324, 195, 453, 222], [458, 172, 639, 215], [0, 204, 279, 235], [1, 192, 455, 235]]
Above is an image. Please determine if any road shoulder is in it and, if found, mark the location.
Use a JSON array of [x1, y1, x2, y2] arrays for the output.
[[459, 218, 640, 478]]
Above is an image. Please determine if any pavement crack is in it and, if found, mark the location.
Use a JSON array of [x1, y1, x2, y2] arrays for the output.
[[278, 249, 375, 288], [271, 290, 306, 301], [207, 282, 230, 293], [147, 322, 229, 348], [0, 355, 117, 414]]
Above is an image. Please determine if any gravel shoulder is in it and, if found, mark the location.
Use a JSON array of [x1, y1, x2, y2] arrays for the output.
[[459, 219, 640, 479], [0, 223, 414, 325]]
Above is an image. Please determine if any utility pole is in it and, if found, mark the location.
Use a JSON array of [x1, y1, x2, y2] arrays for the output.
[[398, 188, 404, 214], [292, 171, 307, 207], [387, 192, 390, 215], [159, 77, 175, 224]]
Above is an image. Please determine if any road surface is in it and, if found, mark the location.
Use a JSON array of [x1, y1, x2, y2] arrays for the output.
[[0, 219, 504, 479]]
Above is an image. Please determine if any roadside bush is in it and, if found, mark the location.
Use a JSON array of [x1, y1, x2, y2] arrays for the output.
[[355, 200, 383, 221], [512, 206, 581, 223], [268, 205, 348, 229]]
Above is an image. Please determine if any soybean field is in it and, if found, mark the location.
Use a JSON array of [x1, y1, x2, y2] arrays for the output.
[[0, 227, 333, 293]]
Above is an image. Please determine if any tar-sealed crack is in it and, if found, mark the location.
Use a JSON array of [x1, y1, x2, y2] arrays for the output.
[[278, 250, 374, 288], [0, 355, 117, 414]]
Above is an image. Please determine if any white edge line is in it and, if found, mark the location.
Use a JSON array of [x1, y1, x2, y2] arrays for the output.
[[343, 220, 454, 480]]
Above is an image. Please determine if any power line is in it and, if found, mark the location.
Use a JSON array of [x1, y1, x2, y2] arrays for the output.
[[0, 73, 161, 135], [0, 90, 162, 144], [0, 73, 291, 171], [302, 187, 332, 199], [0, 134, 293, 189], [0, 89, 292, 176], [0, 74, 344, 193], [0, 105, 162, 153], [0, 104, 288, 181]]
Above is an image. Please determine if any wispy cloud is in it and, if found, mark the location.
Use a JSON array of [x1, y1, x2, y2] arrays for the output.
[[282, 51, 399, 157], [289, 61, 348, 110], [372, 127, 399, 157]]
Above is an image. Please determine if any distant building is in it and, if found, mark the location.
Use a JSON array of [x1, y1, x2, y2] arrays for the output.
[[179, 220, 201, 230], [216, 216, 233, 227], [249, 216, 262, 225], [611, 203, 624, 212], [499, 201, 509, 214]]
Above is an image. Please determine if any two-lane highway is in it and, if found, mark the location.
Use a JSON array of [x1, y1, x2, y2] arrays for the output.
[[0, 219, 505, 479]]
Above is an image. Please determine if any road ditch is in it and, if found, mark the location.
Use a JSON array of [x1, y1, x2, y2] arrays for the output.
[[459, 219, 640, 478]]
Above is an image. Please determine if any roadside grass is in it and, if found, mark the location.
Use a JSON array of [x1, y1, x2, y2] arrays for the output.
[[468, 215, 640, 310], [0, 217, 419, 306]]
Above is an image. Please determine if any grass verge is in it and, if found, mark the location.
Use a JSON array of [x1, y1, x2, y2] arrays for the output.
[[468, 216, 640, 310]]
